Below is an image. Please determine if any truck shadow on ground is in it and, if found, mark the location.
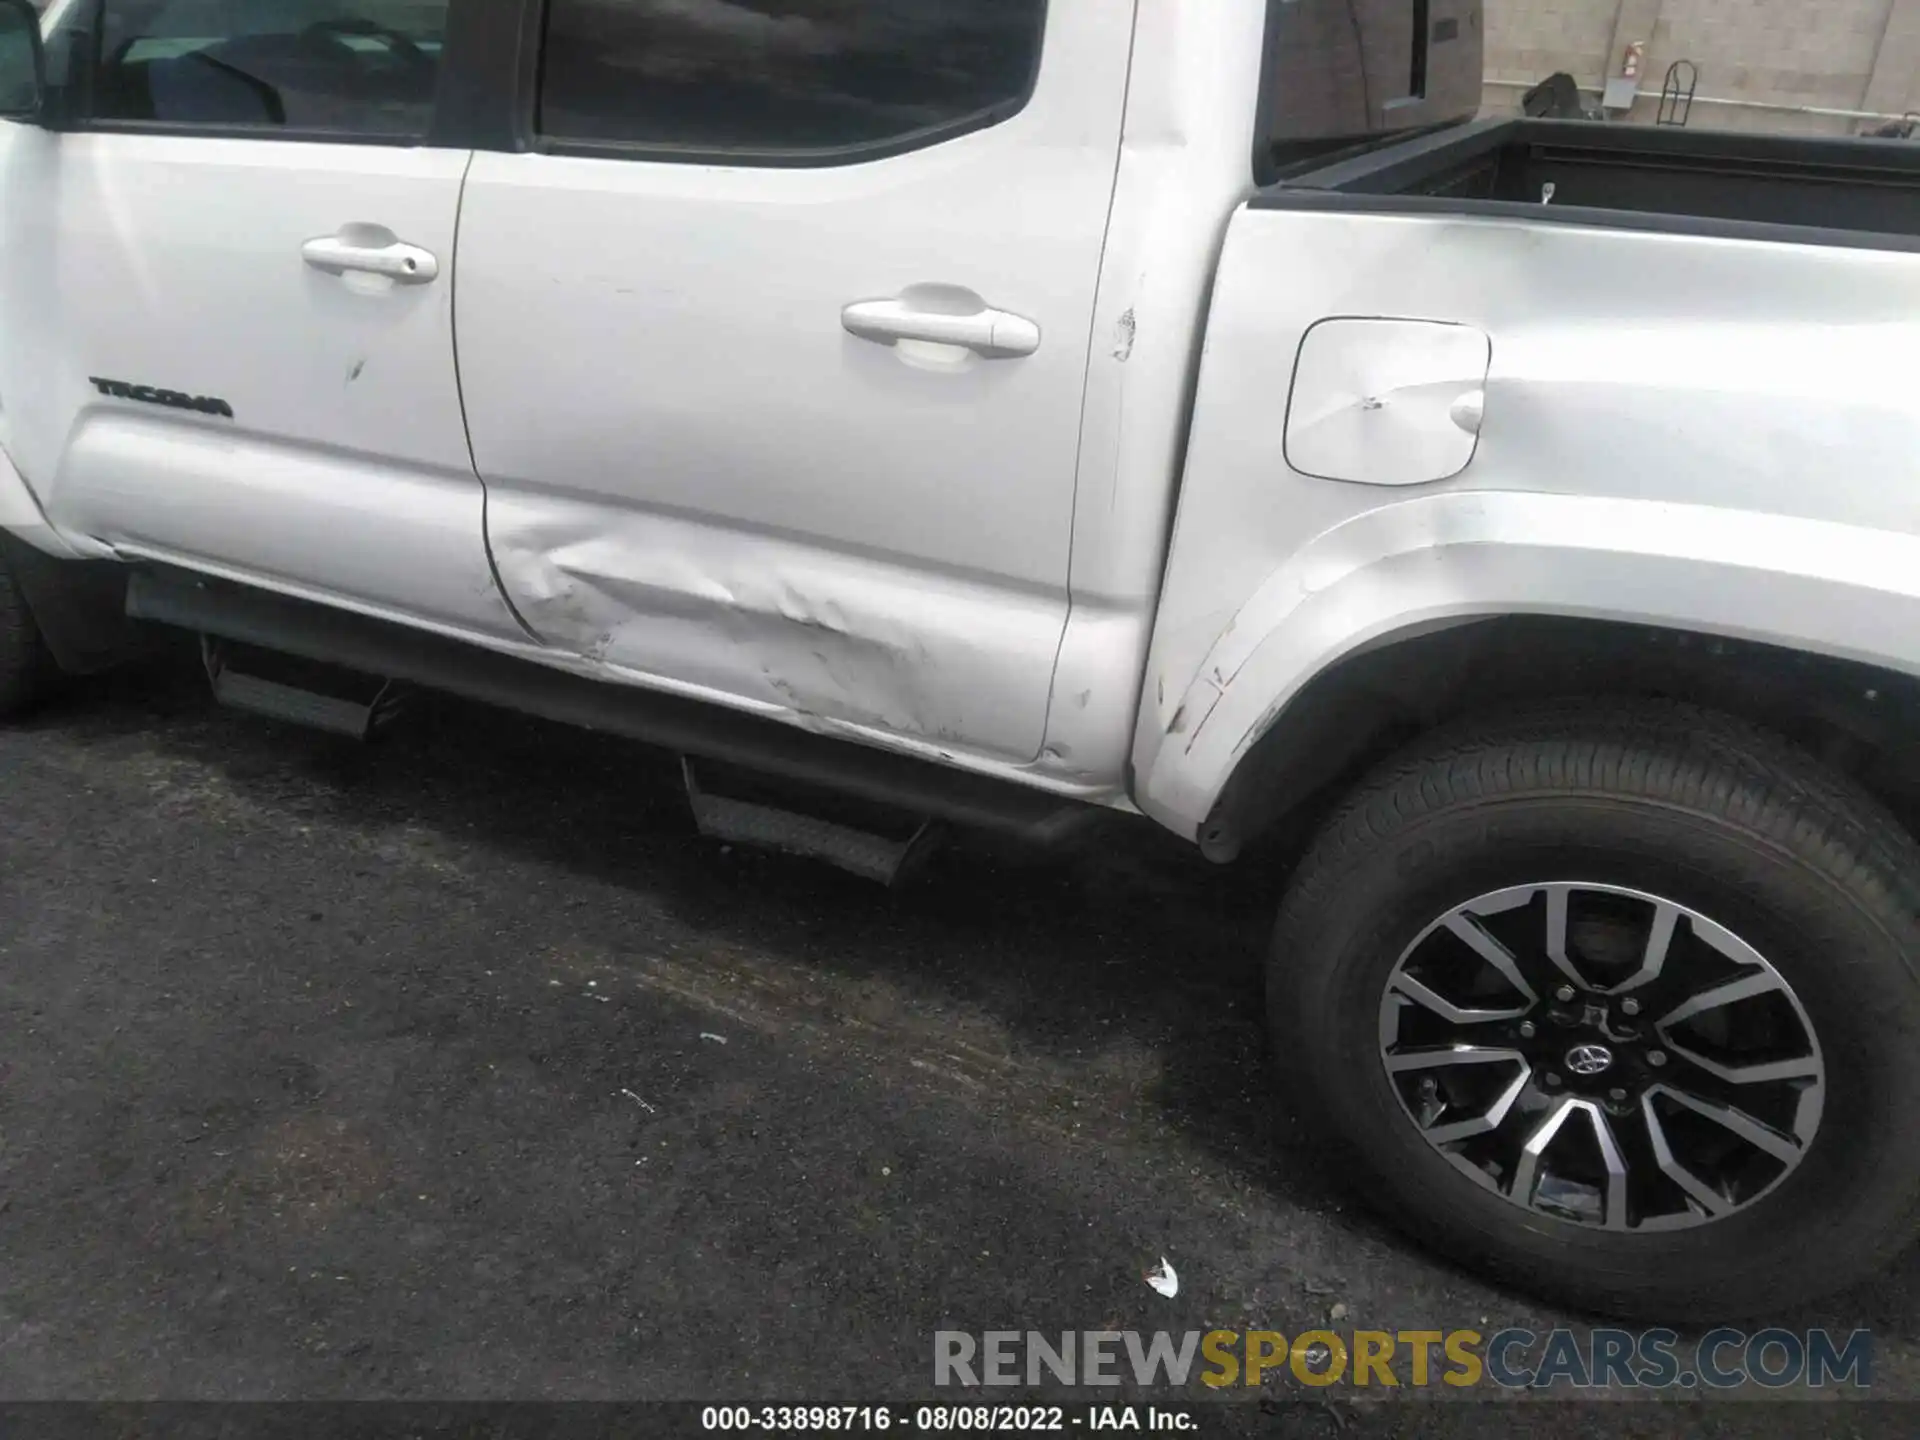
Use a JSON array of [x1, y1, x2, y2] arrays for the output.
[[24, 647, 1920, 1342]]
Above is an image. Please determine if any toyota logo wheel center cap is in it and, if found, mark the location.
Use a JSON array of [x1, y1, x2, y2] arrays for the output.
[[1564, 1044, 1614, 1077]]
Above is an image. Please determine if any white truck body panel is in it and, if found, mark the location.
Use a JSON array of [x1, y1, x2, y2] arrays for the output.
[[456, 0, 1135, 767], [1138, 204, 1920, 835], [0, 128, 523, 640], [0, 437, 88, 559], [1033, 0, 1271, 794]]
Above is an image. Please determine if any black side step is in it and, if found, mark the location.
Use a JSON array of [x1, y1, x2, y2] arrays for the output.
[[127, 566, 1105, 845], [202, 637, 405, 740], [682, 759, 943, 884]]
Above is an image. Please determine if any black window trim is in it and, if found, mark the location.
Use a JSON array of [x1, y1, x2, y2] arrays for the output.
[[522, 0, 1051, 170], [1252, 0, 1485, 187], [1250, 0, 1285, 185], [79, 116, 431, 146], [437, 0, 540, 151]]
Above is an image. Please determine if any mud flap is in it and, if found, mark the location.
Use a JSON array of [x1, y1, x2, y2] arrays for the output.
[[0, 531, 136, 675]]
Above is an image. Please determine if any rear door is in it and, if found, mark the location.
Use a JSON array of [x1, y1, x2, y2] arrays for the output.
[[0, 0, 521, 641], [455, 0, 1135, 763]]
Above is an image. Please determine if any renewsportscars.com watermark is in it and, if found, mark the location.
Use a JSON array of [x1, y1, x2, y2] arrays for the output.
[[934, 1328, 1873, 1391]]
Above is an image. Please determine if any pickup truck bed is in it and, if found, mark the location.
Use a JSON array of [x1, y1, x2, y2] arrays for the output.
[[1272, 118, 1920, 246]]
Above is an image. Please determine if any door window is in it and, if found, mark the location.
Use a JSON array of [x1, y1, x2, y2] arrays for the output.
[[78, 0, 447, 137], [537, 0, 1049, 161]]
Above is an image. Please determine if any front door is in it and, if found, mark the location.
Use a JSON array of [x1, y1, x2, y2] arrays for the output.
[[0, 0, 519, 641], [456, 0, 1135, 763]]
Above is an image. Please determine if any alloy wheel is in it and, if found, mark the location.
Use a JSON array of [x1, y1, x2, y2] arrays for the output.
[[1377, 884, 1824, 1231]]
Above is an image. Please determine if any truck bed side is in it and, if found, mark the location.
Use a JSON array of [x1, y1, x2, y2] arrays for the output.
[[1136, 120, 1920, 840], [1276, 118, 1920, 243]]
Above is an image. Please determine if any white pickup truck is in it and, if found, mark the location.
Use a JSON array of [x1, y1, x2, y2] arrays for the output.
[[4, 0, 1920, 1321]]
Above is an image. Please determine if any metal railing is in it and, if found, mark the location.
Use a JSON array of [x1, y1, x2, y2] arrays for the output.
[[1482, 77, 1916, 127]]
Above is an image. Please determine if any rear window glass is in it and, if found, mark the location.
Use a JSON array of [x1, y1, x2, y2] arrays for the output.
[[1261, 0, 1484, 176]]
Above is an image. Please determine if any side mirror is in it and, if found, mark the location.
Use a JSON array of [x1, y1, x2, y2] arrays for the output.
[[0, 0, 44, 121]]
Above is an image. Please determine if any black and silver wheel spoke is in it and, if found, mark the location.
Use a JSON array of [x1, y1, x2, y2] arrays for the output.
[[1507, 1097, 1631, 1229], [1380, 884, 1824, 1232], [1656, 967, 1821, 1085], [1382, 1045, 1533, 1144], [1650, 1046, 1822, 1144], [1451, 888, 1562, 1002]]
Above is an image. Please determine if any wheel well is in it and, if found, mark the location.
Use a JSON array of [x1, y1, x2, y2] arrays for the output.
[[1205, 615, 1920, 860]]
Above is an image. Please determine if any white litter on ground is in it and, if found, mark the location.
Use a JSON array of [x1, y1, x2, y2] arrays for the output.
[[1146, 1257, 1179, 1298]]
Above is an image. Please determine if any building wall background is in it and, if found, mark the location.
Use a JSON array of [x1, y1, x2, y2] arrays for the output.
[[1483, 0, 1920, 135]]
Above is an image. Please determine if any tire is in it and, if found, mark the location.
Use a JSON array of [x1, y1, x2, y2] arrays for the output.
[[0, 544, 53, 718], [1269, 700, 1920, 1319]]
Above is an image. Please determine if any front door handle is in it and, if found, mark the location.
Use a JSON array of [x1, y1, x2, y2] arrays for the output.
[[841, 298, 1040, 358], [302, 234, 440, 284]]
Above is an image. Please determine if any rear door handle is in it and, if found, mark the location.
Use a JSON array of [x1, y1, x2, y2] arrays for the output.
[[302, 234, 439, 284], [841, 298, 1040, 358]]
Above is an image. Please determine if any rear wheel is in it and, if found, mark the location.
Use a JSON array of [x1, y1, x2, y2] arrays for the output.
[[0, 544, 54, 718], [1269, 701, 1920, 1318]]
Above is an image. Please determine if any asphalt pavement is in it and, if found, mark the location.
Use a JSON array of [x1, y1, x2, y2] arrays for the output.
[[3, 646, 1919, 1434]]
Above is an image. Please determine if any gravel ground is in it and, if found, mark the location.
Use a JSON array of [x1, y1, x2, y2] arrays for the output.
[[3, 650, 1918, 1434]]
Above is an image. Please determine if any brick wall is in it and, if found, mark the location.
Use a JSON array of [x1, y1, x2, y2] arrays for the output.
[[1483, 0, 1919, 136], [1485, 0, 1622, 91]]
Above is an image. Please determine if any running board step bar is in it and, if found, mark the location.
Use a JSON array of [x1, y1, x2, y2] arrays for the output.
[[682, 759, 942, 885], [128, 565, 1106, 846], [201, 637, 404, 741]]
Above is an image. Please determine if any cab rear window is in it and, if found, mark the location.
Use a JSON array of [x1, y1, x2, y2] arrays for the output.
[[1259, 0, 1485, 179]]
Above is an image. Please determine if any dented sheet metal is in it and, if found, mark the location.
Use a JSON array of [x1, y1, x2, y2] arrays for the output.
[[486, 490, 1067, 765]]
